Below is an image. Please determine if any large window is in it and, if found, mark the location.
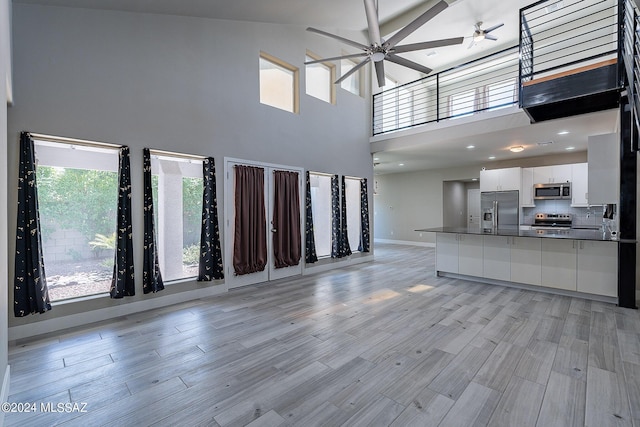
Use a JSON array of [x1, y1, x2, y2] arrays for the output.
[[35, 140, 119, 301], [150, 152, 204, 282], [306, 52, 335, 104], [488, 80, 517, 110], [309, 173, 332, 258], [260, 52, 299, 113], [450, 90, 475, 118], [345, 177, 362, 253], [340, 58, 362, 96]]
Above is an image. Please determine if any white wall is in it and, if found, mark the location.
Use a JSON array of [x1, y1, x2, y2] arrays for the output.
[[1, 0, 10, 414], [7, 4, 372, 337]]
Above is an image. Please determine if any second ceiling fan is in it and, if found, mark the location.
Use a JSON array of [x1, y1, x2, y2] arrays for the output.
[[305, 0, 463, 87]]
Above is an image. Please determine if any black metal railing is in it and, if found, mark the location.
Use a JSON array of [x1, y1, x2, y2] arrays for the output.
[[372, 46, 519, 135], [519, 0, 619, 84], [622, 0, 640, 136]]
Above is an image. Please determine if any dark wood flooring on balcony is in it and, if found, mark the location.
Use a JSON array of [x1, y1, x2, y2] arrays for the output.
[[6, 243, 640, 426]]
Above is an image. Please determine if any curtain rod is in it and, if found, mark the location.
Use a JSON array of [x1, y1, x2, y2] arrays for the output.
[[149, 148, 207, 162], [28, 132, 122, 149]]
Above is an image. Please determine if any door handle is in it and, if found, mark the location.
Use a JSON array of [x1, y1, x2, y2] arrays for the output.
[[271, 228, 277, 232]]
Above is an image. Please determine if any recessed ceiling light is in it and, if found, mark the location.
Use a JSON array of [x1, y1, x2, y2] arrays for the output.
[[489, 156, 496, 160], [472, 178, 478, 181], [557, 130, 569, 135], [373, 157, 380, 161], [398, 163, 405, 166], [509, 145, 525, 153], [566, 146, 575, 151], [466, 145, 475, 149]]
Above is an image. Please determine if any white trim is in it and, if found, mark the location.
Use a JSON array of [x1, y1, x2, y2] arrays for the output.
[[374, 238, 436, 248], [0, 365, 9, 426], [8, 285, 227, 341], [304, 253, 374, 275]]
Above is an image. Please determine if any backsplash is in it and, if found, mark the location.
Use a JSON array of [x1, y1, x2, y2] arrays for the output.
[[522, 200, 604, 226]]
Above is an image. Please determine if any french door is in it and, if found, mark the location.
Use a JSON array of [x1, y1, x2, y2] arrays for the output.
[[224, 159, 304, 289]]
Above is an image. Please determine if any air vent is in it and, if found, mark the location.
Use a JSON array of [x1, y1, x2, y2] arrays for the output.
[[537, 141, 554, 146]]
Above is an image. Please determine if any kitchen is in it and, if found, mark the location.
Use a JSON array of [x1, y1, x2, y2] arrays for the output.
[[416, 132, 628, 304]]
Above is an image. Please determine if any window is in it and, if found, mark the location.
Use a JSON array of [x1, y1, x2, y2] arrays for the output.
[[340, 58, 362, 96], [259, 52, 299, 113], [35, 140, 119, 301], [309, 173, 332, 258], [306, 52, 335, 104], [450, 90, 475, 118], [488, 80, 517, 110], [345, 177, 362, 253], [150, 152, 204, 282], [381, 76, 399, 132]]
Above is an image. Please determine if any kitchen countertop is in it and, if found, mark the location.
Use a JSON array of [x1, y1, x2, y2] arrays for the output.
[[416, 226, 631, 242]]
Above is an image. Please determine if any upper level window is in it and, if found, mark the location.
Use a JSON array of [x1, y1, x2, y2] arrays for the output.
[[150, 151, 204, 282], [340, 58, 362, 97], [488, 80, 517, 110], [260, 52, 299, 113], [450, 90, 475, 118], [306, 52, 335, 104], [35, 140, 119, 301]]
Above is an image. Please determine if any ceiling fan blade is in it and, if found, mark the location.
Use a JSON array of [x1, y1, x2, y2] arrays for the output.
[[485, 34, 498, 41], [392, 37, 464, 53], [484, 23, 504, 33], [386, 54, 432, 75], [306, 27, 369, 50], [305, 53, 369, 65], [375, 60, 386, 87], [363, 0, 382, 46], [335, 57, 370, 84], [384, 0, 448, 49]]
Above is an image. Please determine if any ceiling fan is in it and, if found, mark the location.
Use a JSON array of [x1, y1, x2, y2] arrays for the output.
[[305, 0, 464, 87], [468, 21, 504, 49]]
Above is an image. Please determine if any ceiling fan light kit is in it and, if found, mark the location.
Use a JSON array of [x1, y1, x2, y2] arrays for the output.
[[305, 0, 464, 87], [469, 21, 504, 49]]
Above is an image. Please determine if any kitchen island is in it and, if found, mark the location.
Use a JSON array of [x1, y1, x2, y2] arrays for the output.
[[418, 226, 622, 302]]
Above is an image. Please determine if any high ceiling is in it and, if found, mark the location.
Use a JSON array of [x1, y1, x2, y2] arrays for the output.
[[14, 0, 619, 173]]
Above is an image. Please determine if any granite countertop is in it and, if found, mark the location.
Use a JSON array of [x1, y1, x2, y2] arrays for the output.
[[416, 226, 629, 242]]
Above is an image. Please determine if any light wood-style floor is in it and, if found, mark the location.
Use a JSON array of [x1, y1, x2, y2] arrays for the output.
[[6, 243, 640, 426]]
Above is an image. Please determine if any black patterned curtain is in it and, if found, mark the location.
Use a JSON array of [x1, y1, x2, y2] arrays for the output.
[[198, 157, 224, 281], [14, 132, 51, 316], [110, 146, 135, 298], [305, 172, 318, 264], [330, 174, 341, 258], [142, 148, 164, 294], [341, 176, 352, 257], [359, 178, 371, 253]]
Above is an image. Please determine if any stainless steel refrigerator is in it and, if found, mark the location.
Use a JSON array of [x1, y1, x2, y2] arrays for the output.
[[481, 190, 519, 231]]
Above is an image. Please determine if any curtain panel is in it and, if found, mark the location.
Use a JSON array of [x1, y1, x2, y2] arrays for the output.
[[110, 146, 135, 298], [273, 170, 301, 268], [359, 178, 371, 253], [14, 132, 51, 316], [330, 174, 341, 258], [198, 157, 224, 281], [233, 165, 267, 275], [305, 171, 318, 264], [142, 148, 164, 294], [340, 176, 352, 257]]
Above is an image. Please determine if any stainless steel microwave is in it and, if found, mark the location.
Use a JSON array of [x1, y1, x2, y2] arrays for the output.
[[534, 182, 571, 200]]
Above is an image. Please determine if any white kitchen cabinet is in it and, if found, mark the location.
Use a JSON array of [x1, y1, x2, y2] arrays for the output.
[[588, 133, 619, 205], [571, 163, 589, 207], [577, 240, 618, 297], [458, 234, 484, 276], [480, 167, 521, 192], [533, 164, 572, 184], [520, 168, 535, 207], [483, 235, 511, 281], [436, 233, 459, 273], [511, 237, 542, 286], [541, 239, 577, 291]]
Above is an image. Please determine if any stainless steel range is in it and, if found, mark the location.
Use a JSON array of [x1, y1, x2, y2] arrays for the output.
[[532, 213, 572, 230]]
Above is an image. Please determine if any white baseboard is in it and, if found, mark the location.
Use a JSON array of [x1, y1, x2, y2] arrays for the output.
[[374, 238, 436, 248], [304, 253, 374, 275], [0, 365, 9, 425], [8, 285, 227, 342]]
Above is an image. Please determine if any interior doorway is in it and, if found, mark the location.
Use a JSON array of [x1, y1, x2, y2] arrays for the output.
[[442, 179, 480, 228], [224, 159, 304, 289]]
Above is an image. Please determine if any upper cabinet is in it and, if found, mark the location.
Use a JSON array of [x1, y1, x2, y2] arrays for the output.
[[588, 133, 619, 205], [521, 167, 535, 207], [480, 167, 521, 192], [533, 164, 572, 184], [571, 163, 588, 207]]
